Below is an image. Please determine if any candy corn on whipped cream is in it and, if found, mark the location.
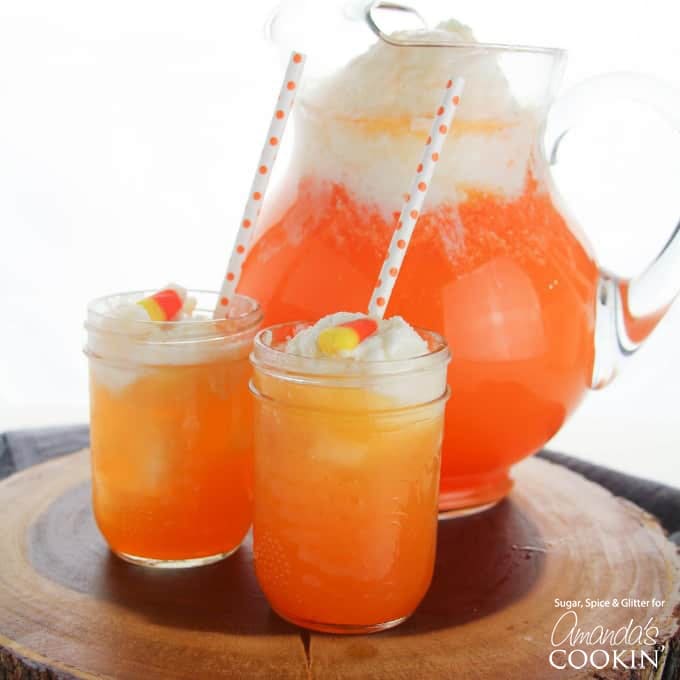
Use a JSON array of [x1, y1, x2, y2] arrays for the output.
[[254, 313, 448, 407], [285, 312, 428, 361], [105, 284, 196, 324]]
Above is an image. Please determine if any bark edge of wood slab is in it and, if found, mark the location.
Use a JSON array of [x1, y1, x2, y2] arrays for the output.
[[0, 450, 677, 680]]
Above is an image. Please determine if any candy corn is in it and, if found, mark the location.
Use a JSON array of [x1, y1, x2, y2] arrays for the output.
[[317, 318, 378, 356], [136, 285, 186, 321]]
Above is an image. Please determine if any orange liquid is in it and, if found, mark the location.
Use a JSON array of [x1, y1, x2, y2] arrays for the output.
[[89, 357, 253, 560], [252, 378, 444, 630], [240, 174, 599, 509]]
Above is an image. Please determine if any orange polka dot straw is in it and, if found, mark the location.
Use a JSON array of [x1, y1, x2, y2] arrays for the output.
[[214, 51, 306, 318], [368, 77, 465, 318]]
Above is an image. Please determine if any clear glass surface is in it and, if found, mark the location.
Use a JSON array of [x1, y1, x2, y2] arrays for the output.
[[249, 321, 449, 632], [85, 291, 262, 567]]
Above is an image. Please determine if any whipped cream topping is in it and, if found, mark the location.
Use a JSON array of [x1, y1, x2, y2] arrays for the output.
[[270, 313, 448, 407], [108, 283, 194, 323], [86, 289, 260, 391], [306, 20, 517, 123], [285, 312, 429, 361], [295, 19, 540, 214]]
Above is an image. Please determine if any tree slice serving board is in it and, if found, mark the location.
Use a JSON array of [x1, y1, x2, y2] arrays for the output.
[[0, 451, 678, 680]]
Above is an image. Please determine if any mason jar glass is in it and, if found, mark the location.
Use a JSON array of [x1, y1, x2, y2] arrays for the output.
[[249, 320, 450, 633], [85, 290, 261, 568]]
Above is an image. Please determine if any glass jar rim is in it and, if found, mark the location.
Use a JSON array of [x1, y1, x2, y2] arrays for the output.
[[250, 320, 450, 379], [85, 289, 263, 344], [368, 34, 566, 58]]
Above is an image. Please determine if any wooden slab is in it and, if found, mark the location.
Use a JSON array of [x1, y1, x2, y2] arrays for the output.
[[0, 451, 678, 680]]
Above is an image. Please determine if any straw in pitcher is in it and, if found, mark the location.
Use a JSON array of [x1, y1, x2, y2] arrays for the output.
[[368, 78, 465, 318], [214, 51, 305, 317]]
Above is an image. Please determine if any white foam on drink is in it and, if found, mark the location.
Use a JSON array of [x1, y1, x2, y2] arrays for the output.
[[86, 294, 257, 392], [296, 19, 541, 215], [281, 313, 447, 406]]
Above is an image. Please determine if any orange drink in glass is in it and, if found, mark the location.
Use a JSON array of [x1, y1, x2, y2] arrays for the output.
[[249, 320, 449, 633], [85, 290, 262, 568]]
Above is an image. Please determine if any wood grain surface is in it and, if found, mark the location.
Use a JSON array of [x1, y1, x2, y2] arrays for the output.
[[0, 450, 678, 680]]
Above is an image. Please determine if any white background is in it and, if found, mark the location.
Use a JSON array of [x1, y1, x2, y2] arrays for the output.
[[1, 0, 679, 485]]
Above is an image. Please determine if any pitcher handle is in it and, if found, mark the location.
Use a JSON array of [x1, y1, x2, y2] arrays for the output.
[[545, 73, 680, 388], [364, 1, 428, 44]]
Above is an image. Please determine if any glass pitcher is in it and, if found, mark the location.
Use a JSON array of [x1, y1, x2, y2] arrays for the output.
[[238, 0, 680, 512]]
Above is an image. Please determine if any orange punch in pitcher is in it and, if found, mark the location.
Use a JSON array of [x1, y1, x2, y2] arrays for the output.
[[85, 288, 262, 567], [239, 20, 600, 512]]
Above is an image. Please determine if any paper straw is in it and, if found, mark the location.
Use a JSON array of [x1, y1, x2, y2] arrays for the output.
[[368, 78, 465, 318], [214, 51, 305, 317]]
